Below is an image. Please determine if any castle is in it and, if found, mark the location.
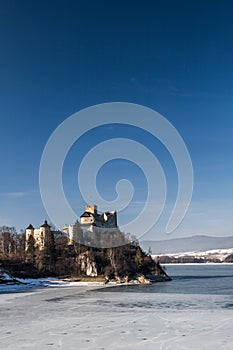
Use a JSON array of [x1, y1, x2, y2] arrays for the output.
[[80, 205, 117, 229], [25, 205, 118, 249], [25, 220, 53, 251]]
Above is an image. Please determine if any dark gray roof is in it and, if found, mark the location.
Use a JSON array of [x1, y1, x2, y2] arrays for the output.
[[40, 220, 50, 228], [80, 212, 93, 218], [26, 224, 34, 230]]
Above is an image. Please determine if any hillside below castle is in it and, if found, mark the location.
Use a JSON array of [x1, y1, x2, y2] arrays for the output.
[[0, 206, 171, 284]]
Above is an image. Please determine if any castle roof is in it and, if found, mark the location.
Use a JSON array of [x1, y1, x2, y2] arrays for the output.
[[80, 211, 93, 218], [40, 220, 50, 228], [26, 224, 34, 230]]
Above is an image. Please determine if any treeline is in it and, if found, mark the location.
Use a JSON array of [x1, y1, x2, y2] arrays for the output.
[[157, 255, 222, 264], [0, 226, 25, 258], [224, 254, 233, 263]]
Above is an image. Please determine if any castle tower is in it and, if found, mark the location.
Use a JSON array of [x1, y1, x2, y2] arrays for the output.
[[36, 220, 51, 249], [25, 224, 34, 250], [85, 205, 97, 215]]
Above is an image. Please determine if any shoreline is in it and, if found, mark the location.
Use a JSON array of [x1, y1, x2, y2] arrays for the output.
[[2, 262, 232, 294], [0, 277, 107, 295], [162, 262, 233, 266], [0, 276, 150, 295]]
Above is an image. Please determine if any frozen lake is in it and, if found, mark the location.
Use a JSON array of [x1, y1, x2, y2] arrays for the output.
[[101, 264, 233, 296], [1, 265, 233, 349]]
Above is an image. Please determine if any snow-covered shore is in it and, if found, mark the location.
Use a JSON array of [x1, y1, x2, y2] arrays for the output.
[[1, 284, 233, 349], [0, 277, 104, 294]]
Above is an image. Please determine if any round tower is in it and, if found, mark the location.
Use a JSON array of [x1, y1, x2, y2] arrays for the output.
[[26, 224, 34, 240], [39, 220, 51, 248], [25, 224, 34, 250]]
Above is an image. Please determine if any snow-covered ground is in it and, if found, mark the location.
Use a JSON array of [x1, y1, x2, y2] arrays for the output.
[[0, 272, 15, 281], [0, 276, 103, 294], [0, 285, 233, 349], [153, 247, 233, 262]]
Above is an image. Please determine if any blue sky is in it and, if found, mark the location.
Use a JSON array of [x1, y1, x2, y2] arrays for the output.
[[0, 0, 233, 240]]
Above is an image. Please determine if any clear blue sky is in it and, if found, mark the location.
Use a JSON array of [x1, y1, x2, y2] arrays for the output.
[[0, 0, 233, 240]]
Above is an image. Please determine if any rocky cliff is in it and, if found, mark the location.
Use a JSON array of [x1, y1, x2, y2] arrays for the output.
[[1, 241, 171, 283], [72, 244, 171, 283]]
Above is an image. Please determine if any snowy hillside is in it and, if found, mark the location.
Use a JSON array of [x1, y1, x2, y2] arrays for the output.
[[152, 248, 233, 263]]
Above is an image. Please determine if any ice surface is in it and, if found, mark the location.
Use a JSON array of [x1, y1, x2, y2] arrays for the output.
[[0, 284, 233, 349]]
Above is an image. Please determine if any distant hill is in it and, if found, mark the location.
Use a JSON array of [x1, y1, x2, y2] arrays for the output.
[[140, 235, 233, 254]]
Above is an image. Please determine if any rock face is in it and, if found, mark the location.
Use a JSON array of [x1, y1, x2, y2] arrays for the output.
[[115, 276, 129, 284], [137, 275, 151, 284], [71, 245, 172, 282], [77, 251, 98, 277], [154, 262, 172, 281]]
